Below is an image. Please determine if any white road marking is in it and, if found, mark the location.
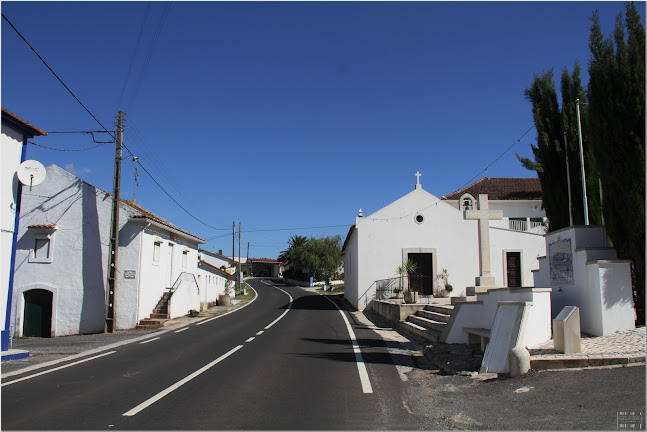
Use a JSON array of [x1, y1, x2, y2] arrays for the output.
[[174, 327, 189, 333], [123, 345, 244, 417], [196, 286, 258, 326], [1, 351, 116, 387], [256, 330, 264, 335], [140, 337, 160, 344], [264, 287, 292, 330], [245, 337, 255, 343], [321, 295, 373, 394]]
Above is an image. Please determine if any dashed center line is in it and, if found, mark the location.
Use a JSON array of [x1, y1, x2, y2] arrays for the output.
[[140, 337, 160, 344], [246, 337, 255, 343], [256, 330, 264, 335], [174, 327, 189, 333]]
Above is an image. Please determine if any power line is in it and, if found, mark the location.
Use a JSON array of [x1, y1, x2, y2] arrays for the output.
[[118, 2, 151, 109], [2, 13, 117, 141], [134, 160, 229, 231], [453, 124, 535, 192], [27, 140, 111, 152], [126, 2, 171, 111]]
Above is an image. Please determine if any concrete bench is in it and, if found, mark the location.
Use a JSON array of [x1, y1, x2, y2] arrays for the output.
[[464, 327, 491, 350]]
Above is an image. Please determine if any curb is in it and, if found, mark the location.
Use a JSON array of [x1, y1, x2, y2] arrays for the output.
[[530, 354, 646, 370]]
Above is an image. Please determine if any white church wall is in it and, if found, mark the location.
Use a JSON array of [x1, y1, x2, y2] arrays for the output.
[[343, 227, 360, 309], [353, 189, 481, 309], [490, 228, 546, 287]]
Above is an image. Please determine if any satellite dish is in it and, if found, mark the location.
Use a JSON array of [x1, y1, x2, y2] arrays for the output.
[[17, 160, 46, 190]]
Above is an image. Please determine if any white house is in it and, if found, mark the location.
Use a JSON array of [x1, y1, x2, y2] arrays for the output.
[[11, 165, 205, 337], [1, 108, 47, 352], [196, 257, 233, 307], [343, 174, 548, 310]]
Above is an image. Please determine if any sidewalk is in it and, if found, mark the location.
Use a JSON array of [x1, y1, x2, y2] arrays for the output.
[[1, 299, 251, 376]]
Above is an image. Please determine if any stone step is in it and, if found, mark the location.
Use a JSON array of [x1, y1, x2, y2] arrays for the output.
[[149, 313, 168, 319], [407, 314, 447, 333], [399, 321, 442, 343], [418, 309, 450, 323], [137, 318, 165, 329], [424, 304, 454, 315]]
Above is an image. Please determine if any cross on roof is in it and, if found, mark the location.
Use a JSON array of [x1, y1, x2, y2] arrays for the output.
[[415, 171, 422, 189]]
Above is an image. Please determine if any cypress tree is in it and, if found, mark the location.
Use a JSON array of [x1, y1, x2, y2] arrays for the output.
[[588, 3, 645, 324]]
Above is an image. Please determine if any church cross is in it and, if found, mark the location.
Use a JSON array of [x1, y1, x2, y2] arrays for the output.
[[415, 171, 422, 189], [464, 194, 503, 286]]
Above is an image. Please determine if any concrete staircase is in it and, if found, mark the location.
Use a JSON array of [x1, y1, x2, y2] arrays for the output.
[[137, 291, 171, 329], [400, 304, 454, 343]]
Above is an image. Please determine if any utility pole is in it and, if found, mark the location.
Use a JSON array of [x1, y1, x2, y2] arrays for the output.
[[564, 133, 573, 226], [106, 111, 123, 333], [238, 222, 242, 288], [232, 220, 235, 273], [576, 99, 589, 225], [246, 242, 250, 273]]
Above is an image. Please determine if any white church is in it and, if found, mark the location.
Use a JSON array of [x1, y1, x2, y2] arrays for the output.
[[342, 173, 548, 310]]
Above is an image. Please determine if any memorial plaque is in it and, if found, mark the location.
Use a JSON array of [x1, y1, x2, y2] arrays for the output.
[[549, 238, 573, 285], [124, 270, 136, 279]]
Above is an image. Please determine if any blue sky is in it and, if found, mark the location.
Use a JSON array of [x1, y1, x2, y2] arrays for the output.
[[2, 1, 644, 260]]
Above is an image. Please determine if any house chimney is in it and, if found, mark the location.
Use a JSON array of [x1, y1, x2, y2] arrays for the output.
[[218, 249, 223, 255]]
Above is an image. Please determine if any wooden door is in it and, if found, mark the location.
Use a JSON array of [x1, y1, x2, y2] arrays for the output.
[[23, 289, 52, 338], [506, 252, 522, 287]]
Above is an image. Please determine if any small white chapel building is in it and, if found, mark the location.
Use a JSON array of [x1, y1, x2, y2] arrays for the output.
[[342, 173, 548, 310], [11, 165, 205, 337]]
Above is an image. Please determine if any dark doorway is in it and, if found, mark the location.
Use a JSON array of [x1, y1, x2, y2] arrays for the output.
[[407, 253, 433, 295], [506, 252, 522, 287], [23, 289, 53, 338]]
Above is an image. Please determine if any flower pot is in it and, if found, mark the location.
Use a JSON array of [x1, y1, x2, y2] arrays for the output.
[[218, 294, 231, 306], [441, 289, 452, 298], [404, 291, 418, 304]]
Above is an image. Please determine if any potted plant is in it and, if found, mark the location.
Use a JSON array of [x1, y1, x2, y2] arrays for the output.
[[218, 279, 232, 306], [396, 259, 418, 303], [437, 268, 453, 298]]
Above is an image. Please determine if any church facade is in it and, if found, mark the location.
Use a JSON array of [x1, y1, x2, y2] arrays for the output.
[[342, 175, 548, 310]]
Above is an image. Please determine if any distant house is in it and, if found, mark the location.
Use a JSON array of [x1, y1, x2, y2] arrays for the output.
[[342, 175, 548, 310], [1, 108, 47, 351], [248, 258, 280, 277], [11, 165, 205, 337], [196, 258, 234, 306], [199, 249, 236, 274]]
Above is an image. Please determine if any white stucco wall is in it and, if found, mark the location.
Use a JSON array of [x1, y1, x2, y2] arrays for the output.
[[196, 265, 230, 304], [12, 166, 143, 336], [344, 187, 546, 310], [538, 225, 635, 336], [1, 124, 24, 337], [136, 225, 201, 322]]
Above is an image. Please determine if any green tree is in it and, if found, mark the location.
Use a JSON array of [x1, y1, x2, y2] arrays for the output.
[[587, 3, 645, 324], [282, 235, 343, 281], [278, 235, 307, 264], [518, 65, 602, 231]]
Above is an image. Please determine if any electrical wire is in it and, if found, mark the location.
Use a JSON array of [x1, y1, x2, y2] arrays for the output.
[[2, 13, 117, 142], [134, 160, 229, 231], [453, 124, 535, 192], [126, 2, 170, 111], [27, 140, 111, 152], [118, 2, 151, 109]]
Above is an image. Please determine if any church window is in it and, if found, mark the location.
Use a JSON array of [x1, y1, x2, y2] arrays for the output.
[[415, 214, 424, 224]]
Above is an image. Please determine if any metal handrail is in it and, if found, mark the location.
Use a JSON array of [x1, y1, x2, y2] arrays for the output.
[[169, 272, 200, 296]]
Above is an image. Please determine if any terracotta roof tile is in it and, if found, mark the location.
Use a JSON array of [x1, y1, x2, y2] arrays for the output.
[[122, 199, 204, 242], [444, 177, 542, 201], [249, 258, 279, 263], [27, 224, 57, 229], [2, 108, 47, 136]]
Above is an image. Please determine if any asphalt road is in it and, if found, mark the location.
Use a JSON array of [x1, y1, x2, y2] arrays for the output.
[[1, 279, 425, 430]]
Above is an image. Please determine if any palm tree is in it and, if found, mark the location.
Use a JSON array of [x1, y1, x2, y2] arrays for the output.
[[278, 235, 307, 264]]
